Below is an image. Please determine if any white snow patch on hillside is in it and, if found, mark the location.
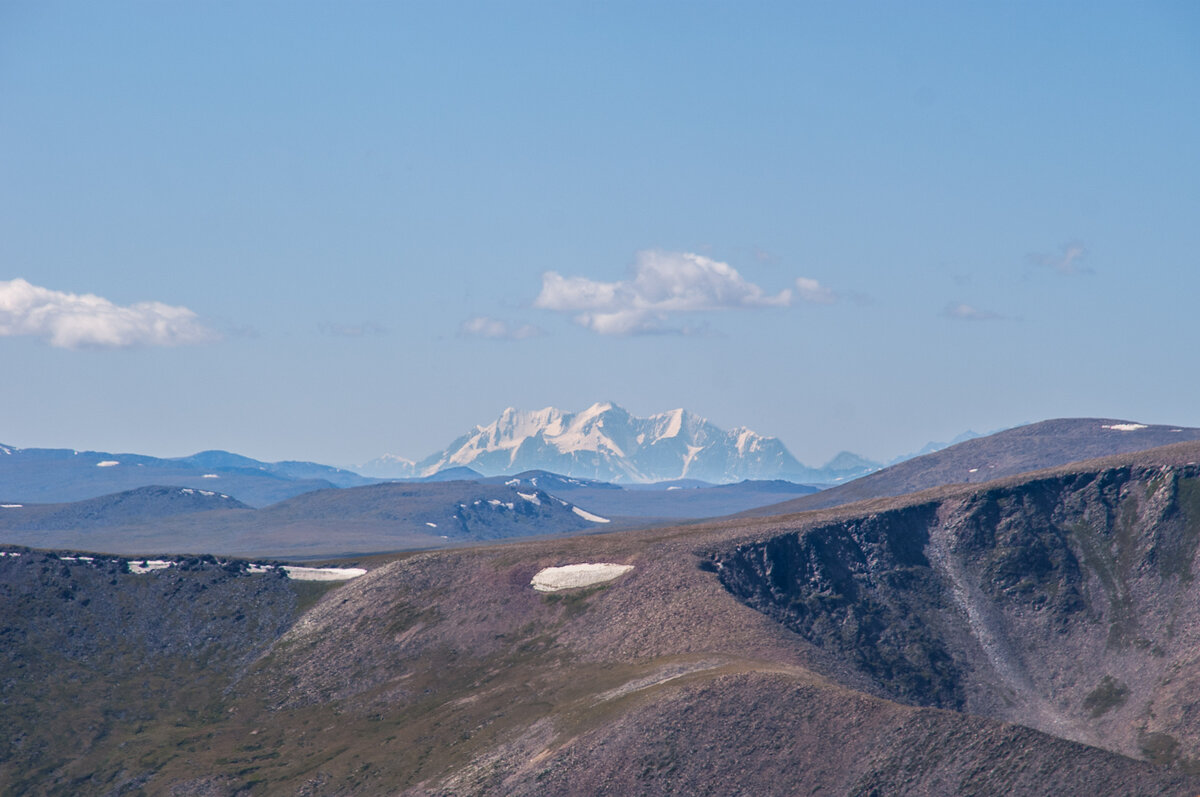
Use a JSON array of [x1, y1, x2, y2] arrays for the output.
[[1, 504, 22, 508], [1103, 423, 1149, 431], [129, 560, 174, 573], [572, 506, 610, 523], [426, 521, 438, 528], [202, 473, 219, 478], [518, 491, 541, 505], [530, 562, 633, 592], [281, 566, 367, 581], [96, 460, 120, 467]]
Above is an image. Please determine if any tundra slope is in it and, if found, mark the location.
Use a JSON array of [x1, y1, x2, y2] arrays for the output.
[[6, 444, 1200, 794]]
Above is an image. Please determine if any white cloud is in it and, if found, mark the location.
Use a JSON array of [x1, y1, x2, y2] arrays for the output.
[[794, 277, 836, 304], [0, 278, 217, 349], [534, 250, 799, 335], [942, 302, 1002, 321], [459, 315, 543, 340], [1032, 241, 1090, 275]]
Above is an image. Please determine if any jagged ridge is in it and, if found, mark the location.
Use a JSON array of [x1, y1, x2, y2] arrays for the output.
[[363, 402, 881, 484]]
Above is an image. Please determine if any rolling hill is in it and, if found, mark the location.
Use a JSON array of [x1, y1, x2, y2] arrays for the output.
[[0, 481, 622, 558], [741, 417, 1200, 516], [0, 443, 378, 506]]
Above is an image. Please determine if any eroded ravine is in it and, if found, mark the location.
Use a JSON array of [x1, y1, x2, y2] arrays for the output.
[[713, 463, 1200, 767]]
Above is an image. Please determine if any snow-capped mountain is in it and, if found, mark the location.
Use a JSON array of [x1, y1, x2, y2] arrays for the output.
[[360, 403, 882, 484]]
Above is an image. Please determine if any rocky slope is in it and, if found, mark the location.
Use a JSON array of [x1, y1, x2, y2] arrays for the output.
[[714, 445, 1200, 766]]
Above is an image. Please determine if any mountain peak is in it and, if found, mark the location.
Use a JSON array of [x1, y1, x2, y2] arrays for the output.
[[391, 404, 828, 484]]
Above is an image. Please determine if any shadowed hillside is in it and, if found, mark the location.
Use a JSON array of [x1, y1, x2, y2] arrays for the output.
[[715, 445, 1200, 766]]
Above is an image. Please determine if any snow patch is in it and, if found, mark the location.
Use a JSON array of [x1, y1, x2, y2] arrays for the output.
[[571, 506, 610, 523], [518, 491, 541, 505], [281, 566, 367, 581], [202, 473, 219, 478], [1103, 423, 1149, 431], [96, 460, 120, 467], [1, 504, 22, 508], [530, 562, 633, 592], [129, 560, 174, 573], [968, 468, 979, 473], [426, 521, 438, 528]]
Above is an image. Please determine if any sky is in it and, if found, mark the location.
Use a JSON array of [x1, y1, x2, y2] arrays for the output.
[[2, 1, 1199, 469]]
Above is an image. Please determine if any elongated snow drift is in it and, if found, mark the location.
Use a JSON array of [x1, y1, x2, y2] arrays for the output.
[[530, 562, 633, 592]]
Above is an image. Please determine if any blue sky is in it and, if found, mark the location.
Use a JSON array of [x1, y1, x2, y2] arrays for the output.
[[2, 1, 1198, 468]]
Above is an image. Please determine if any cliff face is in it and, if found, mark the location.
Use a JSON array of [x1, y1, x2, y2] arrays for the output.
[[715, 463, 1200, 765]]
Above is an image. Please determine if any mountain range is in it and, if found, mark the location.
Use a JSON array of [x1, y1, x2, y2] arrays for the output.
[[10, 438, 1200, 793], [360, 402, 886, 484], [0, 444, 376, 507]]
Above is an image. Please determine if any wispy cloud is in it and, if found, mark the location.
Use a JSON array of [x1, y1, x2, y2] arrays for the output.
[[795, 277, 836, 304], [0, 277, 217, 349], [319, 321, 388, 337], [1031, 241, 1091, 275], [459, 315, 543, 340], [942, 302, 1003, 321], [534, 250, 827, 335]]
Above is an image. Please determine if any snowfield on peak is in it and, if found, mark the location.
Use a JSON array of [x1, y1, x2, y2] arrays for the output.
[[368, 402, 868, 485]]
